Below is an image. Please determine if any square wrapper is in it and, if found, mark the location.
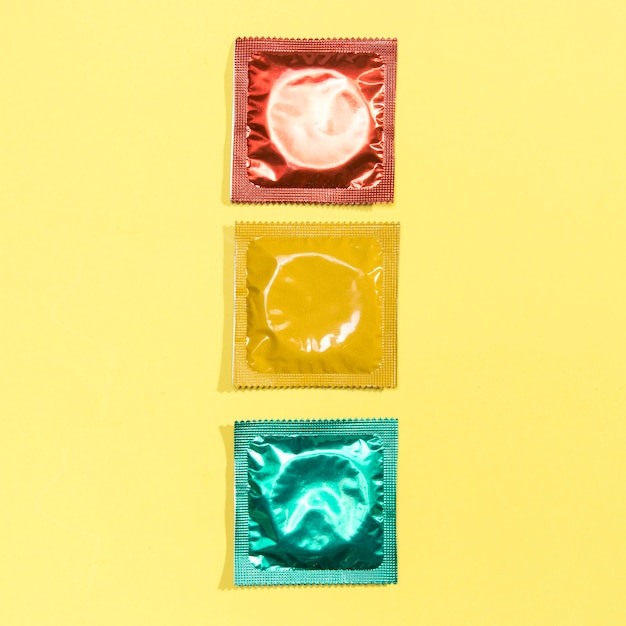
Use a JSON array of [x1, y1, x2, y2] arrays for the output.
[[233, 222, 399, 388], [234, 419, 398, 586], [231, 37, 397, 204]]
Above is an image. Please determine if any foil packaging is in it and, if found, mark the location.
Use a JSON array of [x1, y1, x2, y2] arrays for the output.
[[231, 38, 397, 204], [234, 419, 398, 586], [233, 222, 399, 388]]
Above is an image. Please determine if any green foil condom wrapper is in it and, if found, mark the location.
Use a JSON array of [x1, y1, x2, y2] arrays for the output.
[[234, 419, 397, 586]]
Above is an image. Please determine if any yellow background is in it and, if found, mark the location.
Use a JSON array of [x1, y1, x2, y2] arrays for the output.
[[1, 1, 625, 624]]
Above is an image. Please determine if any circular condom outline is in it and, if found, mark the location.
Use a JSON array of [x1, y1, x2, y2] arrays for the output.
[[266, 68, 373, 170], [269, 451, 372, 557], [262, 252, 366, 354]]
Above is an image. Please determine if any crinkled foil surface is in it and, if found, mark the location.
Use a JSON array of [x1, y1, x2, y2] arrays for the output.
[[248, 434, 384, 570], [247, 52, 385, 189]]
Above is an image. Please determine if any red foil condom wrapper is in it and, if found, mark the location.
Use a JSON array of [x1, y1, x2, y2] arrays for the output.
[[231, 37, 397, 204], [234, 419, 398, 586], [233, 222, 399, 388]]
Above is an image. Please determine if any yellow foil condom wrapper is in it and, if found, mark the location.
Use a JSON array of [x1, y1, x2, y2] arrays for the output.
[[233, 222, 399, 388]]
